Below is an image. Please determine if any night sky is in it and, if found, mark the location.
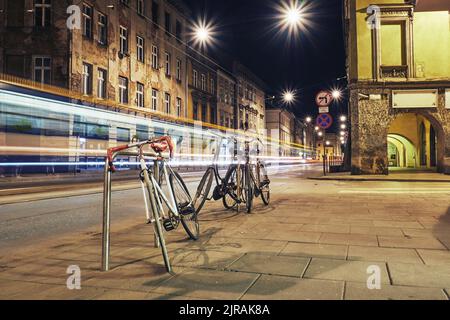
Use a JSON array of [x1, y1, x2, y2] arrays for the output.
[[183, 0, 348, 127]]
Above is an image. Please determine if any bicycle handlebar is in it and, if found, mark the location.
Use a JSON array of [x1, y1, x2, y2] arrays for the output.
[[107, 136, 174, 173]]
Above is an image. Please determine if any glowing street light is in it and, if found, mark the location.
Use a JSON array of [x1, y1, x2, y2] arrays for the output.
[[332, 89, 342, 101], [275, 0, 309, 39], [285, 5, 302, 27], [282, 90, 296, 104], [340, 124, 347, 130], [314, 126, 320, 131], [317, 131, 323, 137], [305, 116, 312, 123], [340, 131, 346, 136], [191, 19, 216, 49], [340, 115, 347, 122], [195, 26, 211, 43]]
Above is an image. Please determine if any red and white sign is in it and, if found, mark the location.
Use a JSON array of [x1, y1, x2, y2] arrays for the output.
[[316, 91, 333, 107]]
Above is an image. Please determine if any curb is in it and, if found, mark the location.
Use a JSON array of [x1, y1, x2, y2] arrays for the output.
[[308, 177, 450, 183]]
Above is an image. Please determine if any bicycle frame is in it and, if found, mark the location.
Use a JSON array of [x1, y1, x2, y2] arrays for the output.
[[141, 157, 180, 221]]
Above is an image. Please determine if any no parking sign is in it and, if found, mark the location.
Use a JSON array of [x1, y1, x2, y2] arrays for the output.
[[316, 113, 333, 130]]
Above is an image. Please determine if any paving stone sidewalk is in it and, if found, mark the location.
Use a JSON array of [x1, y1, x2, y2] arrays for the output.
[[0, 177, 450, 300]]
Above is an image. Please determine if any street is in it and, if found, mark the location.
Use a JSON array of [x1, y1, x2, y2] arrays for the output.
[[1, 163, 450, 300]]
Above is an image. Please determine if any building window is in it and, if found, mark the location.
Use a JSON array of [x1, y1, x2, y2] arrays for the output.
[[117, 127, 130, 142], [136, 82, 144, 108], [82, 3, 93, 39], [34, 0, 51, 27], [97, 68, 107, 99], [176, 20, 182, 41], [210, 78, 215, 95], [201, 104, 207, 122], [165, 52, 171, 76], [176, 59, 182, 81], [151, 45, 159, 69], [193, 70, 198, 87], [33, 56, 51, 84], [201, 74, 206, 91], [98, 13, 107, 45], [137, 36, 145, 62], [193, 103, 198, 120], [165, 11, 171, 34], [118, 76, 128, 104], [137, 0, 145, 16], [152, 0, 159, 25], [164, 93, 171, 113], [151, 89, 158, 111], [176, 97, 182, 117], [119, 26, 128, 54], [82, 63, 93, 95]]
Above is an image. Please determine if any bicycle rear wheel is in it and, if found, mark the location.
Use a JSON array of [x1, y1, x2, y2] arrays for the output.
[[169, 171, 200, 240], [222, 165, 243, 210], [245, 165, 254, 214], [258, 162, 270, 206], [193, 167, 214, 214]]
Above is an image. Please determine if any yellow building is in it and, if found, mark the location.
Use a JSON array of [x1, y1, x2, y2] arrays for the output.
[[345, 0, 450, 174]]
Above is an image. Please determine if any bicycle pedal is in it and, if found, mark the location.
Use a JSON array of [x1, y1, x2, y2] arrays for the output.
[[163, 219, 176, 231]]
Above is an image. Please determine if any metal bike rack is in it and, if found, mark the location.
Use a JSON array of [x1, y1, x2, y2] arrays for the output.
[[101, 149, 161, 272]]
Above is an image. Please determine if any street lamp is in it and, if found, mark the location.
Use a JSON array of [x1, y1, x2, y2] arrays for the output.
[[275, 0, 308, 38], [195, 26, 210, 43], [284, 5, 302, 27], [314, 126, 320, 131], [305, 116, 312, 123], [340, 115, 347, 122], [332, 89, 342, 101], [340, 124, 347, 130], [191, 19, 215, 49], [282, 90, 296, 104]]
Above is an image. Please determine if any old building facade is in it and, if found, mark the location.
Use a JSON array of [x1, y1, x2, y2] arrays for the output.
[[233, 62, 266, 134], [345, 0, 450, 174], [0, 0, 190, 118], [186, 47, 217, 125], [216, 69, 236, 129], [265, 106, 295, 156]]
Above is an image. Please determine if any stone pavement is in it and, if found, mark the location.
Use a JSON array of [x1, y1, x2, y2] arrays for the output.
[[311, 171, 450, 183], [1, 174, 450, 300]]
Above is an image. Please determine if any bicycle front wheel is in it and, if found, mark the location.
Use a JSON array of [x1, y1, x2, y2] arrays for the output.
[[169, 171, 200, 240], [193, 167, 214, 214]]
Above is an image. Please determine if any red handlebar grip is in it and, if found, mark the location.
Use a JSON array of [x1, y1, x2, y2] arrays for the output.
[[106, 145, 129, 172]]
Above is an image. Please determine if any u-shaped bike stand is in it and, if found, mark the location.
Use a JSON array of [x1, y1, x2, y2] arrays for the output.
[[101, 147, 172, 273]]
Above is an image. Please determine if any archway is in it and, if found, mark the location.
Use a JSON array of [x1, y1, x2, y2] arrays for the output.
[[387, 134, 416, 168], [387, 112, 444, 173]]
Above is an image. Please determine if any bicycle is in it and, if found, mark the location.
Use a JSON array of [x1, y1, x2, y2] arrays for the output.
[[193, 137, 243, 214], [107, 136, 199, 273], [241, 137, 271, 213]]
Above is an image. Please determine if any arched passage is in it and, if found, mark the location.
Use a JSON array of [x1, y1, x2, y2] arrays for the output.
[[387, 134, 417, 168], [388, 112, 444, 173]]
